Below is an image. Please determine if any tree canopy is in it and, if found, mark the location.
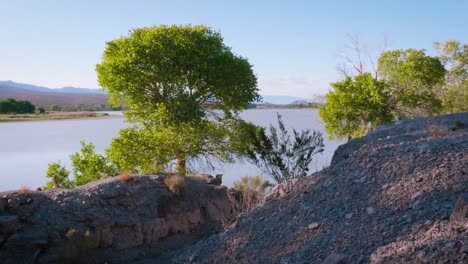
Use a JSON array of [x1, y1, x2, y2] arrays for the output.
[[319, 73, 393, 139], [0, 98, 36, 114], [96, 25, 259, 124], [96, 25, 260, 173], [378, 49, 446, 117], [434, 40, 468, 113]]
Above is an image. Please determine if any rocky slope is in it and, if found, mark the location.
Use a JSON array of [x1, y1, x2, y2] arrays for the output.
[[0, 174, 232, 263], [173, 112, 468, 263]]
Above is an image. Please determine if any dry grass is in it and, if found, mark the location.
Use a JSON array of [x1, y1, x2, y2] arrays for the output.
[[230, 176, 272, 213], [427, 122, 450, 138], [19, 185, 31, 194], [118, 170, 134, 182], [164, 174, 186, 196]]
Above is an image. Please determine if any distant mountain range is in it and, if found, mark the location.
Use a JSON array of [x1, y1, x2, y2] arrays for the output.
[[0, 80, 325, 108], [0, 81, 109, 110], [0, 80, 106, 94]]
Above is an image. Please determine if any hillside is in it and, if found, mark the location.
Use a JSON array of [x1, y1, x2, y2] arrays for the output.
[[0, 81, 106, 94], [173, 112, 468, 263], [0, 85, 109, 109]]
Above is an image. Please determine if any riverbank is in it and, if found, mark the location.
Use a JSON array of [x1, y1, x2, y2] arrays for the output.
[[0, 111, 113, 122]]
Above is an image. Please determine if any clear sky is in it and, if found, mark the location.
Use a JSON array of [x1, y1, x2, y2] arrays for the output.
[[0, 0, 467, 97]]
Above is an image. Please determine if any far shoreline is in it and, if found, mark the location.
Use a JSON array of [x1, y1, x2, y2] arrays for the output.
[[0, 111, 123, 123]]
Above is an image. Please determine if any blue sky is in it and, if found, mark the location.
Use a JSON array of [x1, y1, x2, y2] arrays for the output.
[[0, 0, 467, 97]]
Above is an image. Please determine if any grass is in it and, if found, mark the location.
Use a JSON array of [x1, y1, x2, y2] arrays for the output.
[[164, 174, 186, 196], [0, 111, 110, 122]]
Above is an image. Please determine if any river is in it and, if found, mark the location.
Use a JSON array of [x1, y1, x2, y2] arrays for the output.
[[0, 109, 344, 191]]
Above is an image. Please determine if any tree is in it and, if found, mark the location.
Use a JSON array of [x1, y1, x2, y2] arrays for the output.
[[319, 73, 394, 139], [70, 141, 118, 186], [96, 25, 259, 173], [0, 98, 35, 114], [434, 40, 468, 113], [245, 114, 324, 183], [45, 161, 71, 189], [378, 49, 446, 117]]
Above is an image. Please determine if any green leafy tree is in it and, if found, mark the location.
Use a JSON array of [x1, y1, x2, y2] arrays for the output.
[[70, 140, 118, 186], [96, 25, 259, 173], [434, 40, 468, 113], [45, 161, 72, 189], [319, 73, 394, 139], [245, 114, 324, 183], [0, 98, 35, 114], [378, 49, 446, 117], [107, 113, 258, 174]]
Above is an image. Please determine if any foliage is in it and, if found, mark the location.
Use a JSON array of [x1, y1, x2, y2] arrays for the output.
[[107, 115, 258, 174], [0, 98, 35, 114], [232, 176, 272, 212], [244, 114, 324, 184], [378, 49, 446, 117], [70, 140, 118, 186], [164, 174, 186, 196], [434, 40, 468, 113], [96, 25, 260, 173], [38, 107, 46, 114], [45, 161, 72, 188], [96, 24, 259, 123], [319, 73, 394, 139]]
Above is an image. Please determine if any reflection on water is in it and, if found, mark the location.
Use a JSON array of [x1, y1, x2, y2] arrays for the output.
[[0, 109, 344, 191]]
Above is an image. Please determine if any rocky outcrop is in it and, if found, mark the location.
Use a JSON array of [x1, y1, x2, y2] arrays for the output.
[[173, 112, 468, 263], [0, 174, 232, 263]]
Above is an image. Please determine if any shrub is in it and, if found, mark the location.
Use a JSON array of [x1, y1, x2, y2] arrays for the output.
[[70, 140, 118, 186], [164, 174, 186, 196], [245, 114, 324, 183], [118, 170, 134, 182], [19, 185, 31, 194], [231, 176, 272, 212], [45, 161, 72, 188], [427, 122, 450, 138]]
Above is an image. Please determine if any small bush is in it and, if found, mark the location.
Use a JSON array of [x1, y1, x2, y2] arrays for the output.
[[19, 185, 31, 194], [245, 114, 324, 183], [118, 170, 134, 182], [427, 122, 450, 138], [45, 161, 72, 188], [164, 174, 186, 196], [231, 176, 272, 213]]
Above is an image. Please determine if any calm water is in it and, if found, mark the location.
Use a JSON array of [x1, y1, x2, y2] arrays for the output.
[[0, 109, 344, 191]]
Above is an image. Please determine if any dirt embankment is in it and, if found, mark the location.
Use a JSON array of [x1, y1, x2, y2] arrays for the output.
[[0, 174, 232, 263], [172, 112, 468, 264]]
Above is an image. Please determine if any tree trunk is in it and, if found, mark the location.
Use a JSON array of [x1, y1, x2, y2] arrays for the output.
[[176, 152, 187, 175]]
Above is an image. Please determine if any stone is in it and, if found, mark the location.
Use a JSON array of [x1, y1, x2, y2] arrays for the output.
[[462, 240, 468, 254], [0, 215, 20, 234], [345, 213, 353, 219], [450, 194, 468, 223], [308, 222, 319, 230], [323, 253, 349, 264], [366, 207, 376, 215]]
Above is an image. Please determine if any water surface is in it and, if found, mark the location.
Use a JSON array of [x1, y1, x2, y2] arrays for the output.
[[0, 109, 343, 191]]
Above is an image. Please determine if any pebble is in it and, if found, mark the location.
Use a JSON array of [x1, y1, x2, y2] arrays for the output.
[[345, 213, 353, 219], [308, 222, 319, 230], [366, 207, 375, 215]]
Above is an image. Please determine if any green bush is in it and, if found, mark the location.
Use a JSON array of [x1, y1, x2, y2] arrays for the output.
[[70, 140, 118, 186], [245, 114, 324, 183], [45, 161, 72, 188]]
